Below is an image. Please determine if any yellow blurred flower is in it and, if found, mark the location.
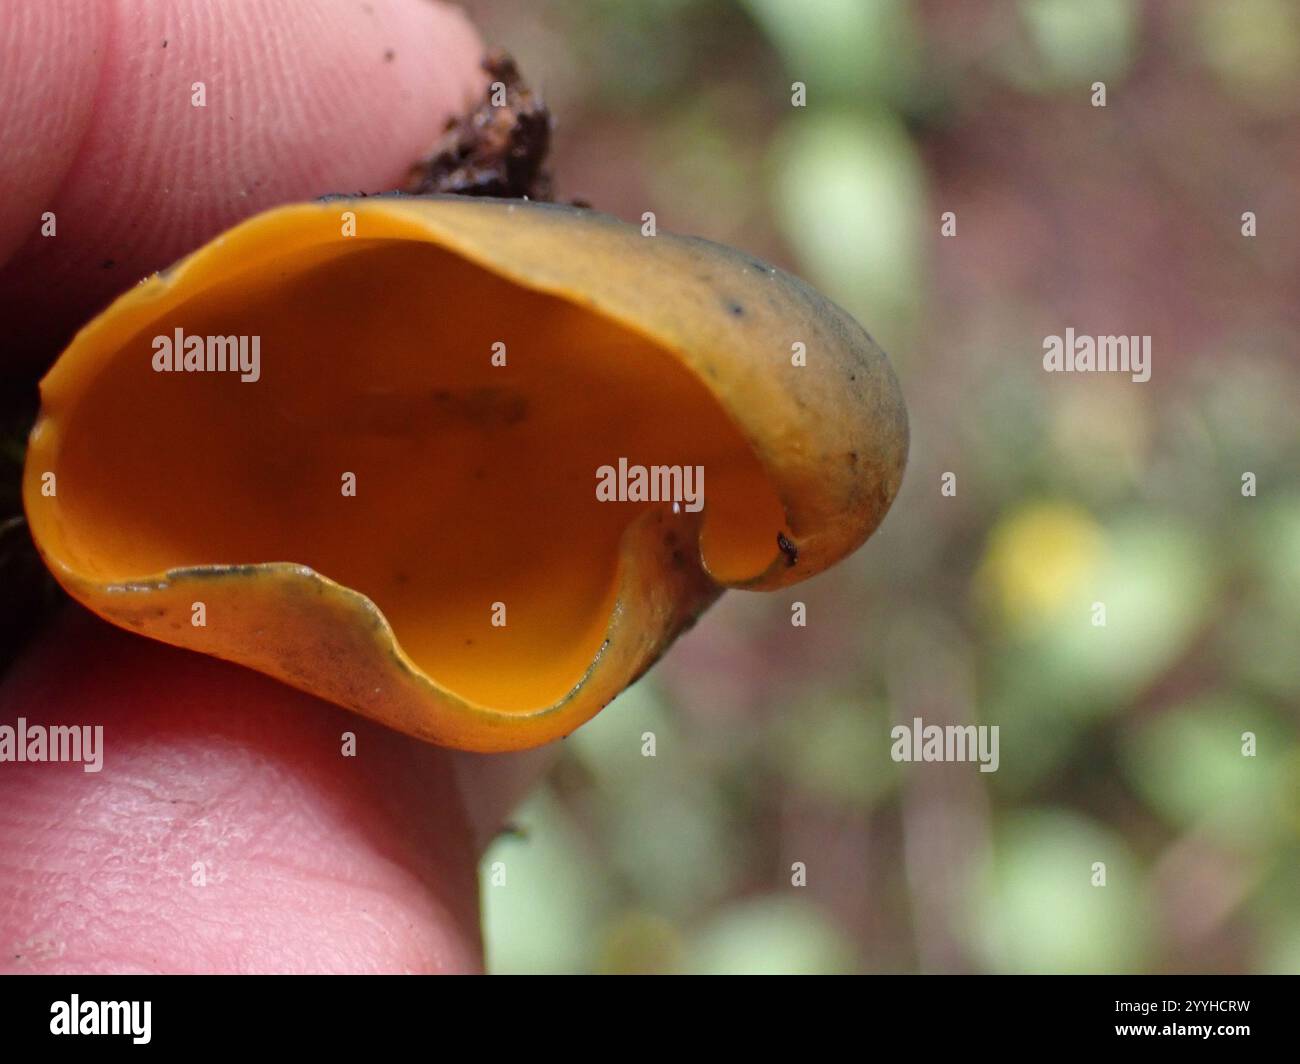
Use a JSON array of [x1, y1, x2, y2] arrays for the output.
[[598, 910, 684, 975], [977, 502, 1106, 629]]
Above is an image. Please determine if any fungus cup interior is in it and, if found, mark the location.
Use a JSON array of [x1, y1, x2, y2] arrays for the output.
[[38, 226, 789, 711]]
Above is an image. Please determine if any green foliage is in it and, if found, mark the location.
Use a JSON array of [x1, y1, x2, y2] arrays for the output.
[[1122, 696, 1291, 847], [770, 110, 927, 339], [968, 810, 1151, 973], [465, 0, 1300, 974], [685, 896, 858, 974]]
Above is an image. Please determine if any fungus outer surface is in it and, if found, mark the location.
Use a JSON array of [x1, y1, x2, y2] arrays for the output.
[[24, 198, 907, 750]]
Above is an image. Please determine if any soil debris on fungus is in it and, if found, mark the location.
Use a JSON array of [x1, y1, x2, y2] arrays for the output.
[[777, 532, 798, 567], [406, 49, 554, 201]]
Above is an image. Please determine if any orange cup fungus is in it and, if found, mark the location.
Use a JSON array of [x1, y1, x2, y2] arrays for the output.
[[23, 196, 907, 751]]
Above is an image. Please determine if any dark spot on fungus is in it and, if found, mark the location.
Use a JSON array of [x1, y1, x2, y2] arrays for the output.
[[725, 299, 745, 317], [777, 532, 798, 567], [162, 39, 168, 48], [384, 48, 395, 62], [101, 259, 114, 269]]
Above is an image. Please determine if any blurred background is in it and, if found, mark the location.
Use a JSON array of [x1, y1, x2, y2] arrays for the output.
[[462, 0, 1300, 973]]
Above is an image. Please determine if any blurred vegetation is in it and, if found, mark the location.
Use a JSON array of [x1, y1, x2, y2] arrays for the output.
[[464, 0, 1300, 973]]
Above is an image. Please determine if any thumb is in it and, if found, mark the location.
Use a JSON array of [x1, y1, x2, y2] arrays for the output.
[[0, 607, 487, 974], [0, 0, 485, 374]]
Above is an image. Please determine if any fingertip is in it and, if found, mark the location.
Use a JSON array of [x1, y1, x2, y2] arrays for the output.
[[0, 0, 487, 373]]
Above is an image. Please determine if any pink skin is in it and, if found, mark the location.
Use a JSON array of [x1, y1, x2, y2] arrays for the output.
[[0, 2, 551, 971], [0, 0, 485, 369], [0, 610, 486, 974]]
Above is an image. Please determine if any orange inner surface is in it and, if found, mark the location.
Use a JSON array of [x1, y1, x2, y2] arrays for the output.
[[46, 238, 786, 709]]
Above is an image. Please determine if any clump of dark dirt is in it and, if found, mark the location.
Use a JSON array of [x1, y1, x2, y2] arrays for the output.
[[406, 50, 554, 201]]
